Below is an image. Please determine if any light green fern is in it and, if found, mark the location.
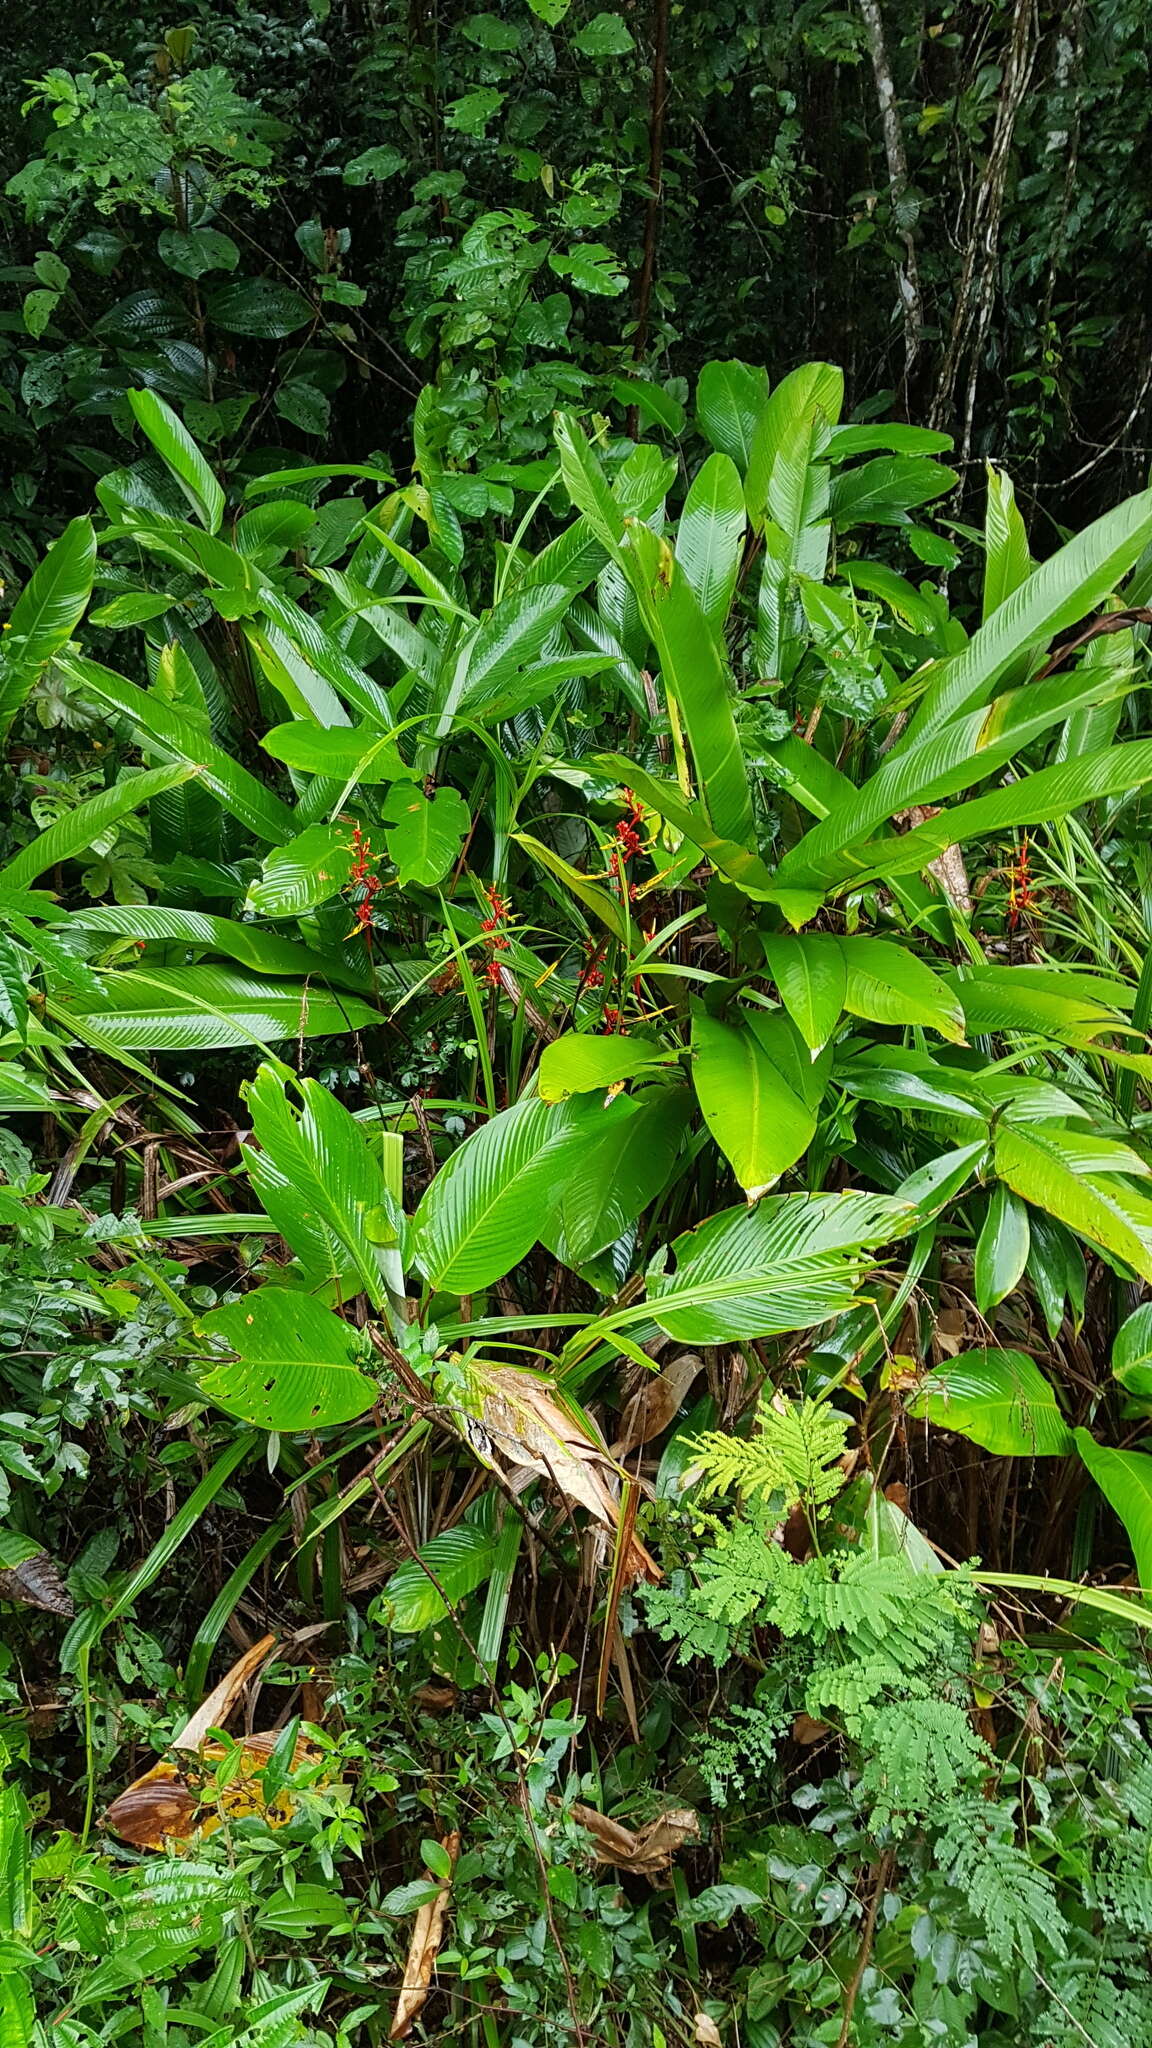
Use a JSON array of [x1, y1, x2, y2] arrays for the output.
[[686, 1397, 850, 1515], [936, 1798, 1065, 1967]]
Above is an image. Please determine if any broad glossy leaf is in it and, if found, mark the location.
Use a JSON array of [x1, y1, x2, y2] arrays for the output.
[[592, 760, 785, 908], [0, 516, 96, 740], [381, 785, 469, 886], [246, 825, 350, 917], [695, 359, 770, 472], [763, 932, 846, 1051], [262, 721, 409, 783], [198, 1289, 375, 1430], [242, 1063, 389, 1302], [826, 424, 954, 460], [744, 361, 843, 536], [1074, 1430, 1152, 1590], [62, 966, 377, 1051], [675, 453, 745, 633], [61, 655, 296, 844], [76, 903, 375, 995], [692, 1007, 826, 1197], [947, 962, 1129, 1042], [207, 278, 313, 337], [0, 764, 194, 892], [440, 582, 582, 727], [383, 1524, 502, 1631], [413, 1096, 581, 1294], [538, 1032, 673, 1102], [645, 1191, 910, 1344], [837, 1049, 986, 1122], [995, 1125, 1152, 1281], [840, 937, 965, 1042], [1112, 1303, 1152, 1399], [974, 1184, 1030, 1312], [128, 390, 224, 534], [1027, 1210, 1085, 1342], [909, 1349, 1073, 1456]]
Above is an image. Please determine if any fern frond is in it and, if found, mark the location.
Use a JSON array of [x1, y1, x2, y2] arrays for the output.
[[858, 1698, 990, 1830], [687, 1398, 850, 1514], [937, 1799, 1066, 1967]]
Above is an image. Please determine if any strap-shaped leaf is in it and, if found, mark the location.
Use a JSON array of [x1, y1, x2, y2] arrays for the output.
[[0, 516, 96, 740], [128, 389, 224, 534], [1074, 1431, 1152, 1591], [76, 902, 375, 995], [60, 654, 296, 844], [995, 1124, 1152, 1281], [60, 966, 377, 1052], [899, 484, 1152, 751], [696, 359, 770, 472]]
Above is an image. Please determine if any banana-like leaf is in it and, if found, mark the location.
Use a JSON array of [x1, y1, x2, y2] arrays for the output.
[[763, 932, 846, 1052], [383, 1523, 503, 1631], [61, 966, 378, 1051], [0, 764, 195, 892], [828, 455, 955, 529], [128, 390, 224, 534], [262, 721, 410, 784], [899, 485, 1152, 750], [382, 785, 469, 886], [1112, 1303, 1152, 1399], [242, 1063, 390, 1303], [695, 359, 770, 472], [0, 516, 96, 740], [1074, 1430, 1152, 1592], [909, 1349, 1072, 1456], [198, 1289, 376, 1430], [744, 361, 843, 536], [675, 452, 746, 633], [642, 1191, 910, 1344], [947, 962, 1131, 1042], [538, 1032, 673, 1101], [60, 655, 296, 844], [692, 1008, 827, 1198], [982, 464, 1032, 624], [513, 831, 634, 945], [995, 1124, 1152, 1282], [436, 582, 583, 730], [413, 1096, 574, 1294]]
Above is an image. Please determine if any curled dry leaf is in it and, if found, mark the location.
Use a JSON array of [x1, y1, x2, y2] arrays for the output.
[[389, 1831, 461, 2041], [0, 1547, 73, 1616], [452, 1360, 660, 1582], [694, 2016, 723, 2047], [102, 1633, 326, 1850], [611, 1351, 705, 1458], [568, 1800, 699, 1880]]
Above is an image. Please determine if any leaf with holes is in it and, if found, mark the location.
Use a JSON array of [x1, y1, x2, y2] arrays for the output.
[[198, 1290, 375, 1431], [381, 786, 469, 887]]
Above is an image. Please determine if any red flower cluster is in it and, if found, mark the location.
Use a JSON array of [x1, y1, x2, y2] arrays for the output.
[[600, 1006, 623, 1034], [583, 937, 605, 990], [344, 821, 382, 943], [1007, 834, 1035, 932], [609, 789, 646, 899], [480, 883, 511, 986]]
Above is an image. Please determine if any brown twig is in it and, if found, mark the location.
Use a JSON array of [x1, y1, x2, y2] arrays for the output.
[[835, 1846, 895, 2048]]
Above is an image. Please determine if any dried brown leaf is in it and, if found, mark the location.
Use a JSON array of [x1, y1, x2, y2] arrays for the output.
[[0, 1548, 73, 1616], [569, 1800, 699, 1879], [611, 1352, 705, 1458], [389, 1831, 461, 2040]]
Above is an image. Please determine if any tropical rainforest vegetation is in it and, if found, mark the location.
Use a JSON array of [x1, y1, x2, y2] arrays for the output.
[[3, 4, 1152, 2045]]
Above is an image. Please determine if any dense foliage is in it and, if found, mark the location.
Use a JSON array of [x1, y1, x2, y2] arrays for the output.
[[4, 8, 1152, 2048]]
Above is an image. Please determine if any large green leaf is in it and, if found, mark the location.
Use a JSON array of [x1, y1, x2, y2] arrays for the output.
[[828, 455, 955, 528], [262, 721, 409, 784], [692, 1007, 826, 1198], [899, 485, 1152, 750], [675, 453, 746, 634], [744, 361, 843, 536], [198, 1289, 376, 1430], [539, 1085, 691, 1266], [0, 764, 194, 891], [839, 937, 965, 1042], [908, 1349, 1073, 1456], [438, 583, 584, 729], [982, 465, 1032, 623], [948, 962, 1131, 1042], [0, 516, 96, 740], [246, 825, 350, 917], [381, 785, 469, 886], [1073, 1430, 1152, 1591], [383, 1524, 502, 1631], [643, 1191, 909, 1344], [60, 655, 296, 844], [128, 390, 224, 534], [61, 966, 378, 1052], [763, 932, 846, 1052], [242, 1063, 390, 1302], [695, 359, 770, 472], [1113, 1304, 1152, 1400], [538, 1032, 673, 1102], [995, 1125, 1152, 1281]]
